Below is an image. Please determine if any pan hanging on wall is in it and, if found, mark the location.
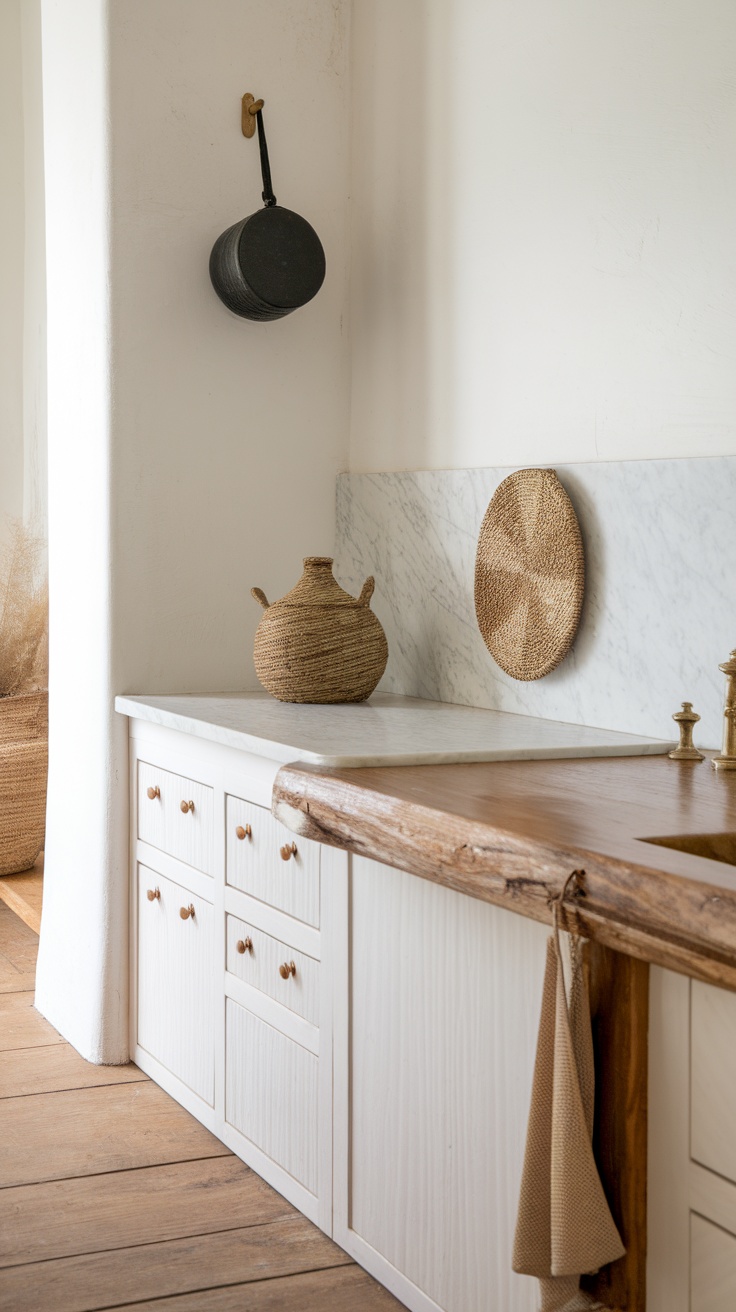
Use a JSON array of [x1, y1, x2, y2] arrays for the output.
[[209, 95, 326, 321]]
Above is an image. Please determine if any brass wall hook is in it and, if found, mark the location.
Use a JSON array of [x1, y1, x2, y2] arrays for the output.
[[241, 93, 265, 138]]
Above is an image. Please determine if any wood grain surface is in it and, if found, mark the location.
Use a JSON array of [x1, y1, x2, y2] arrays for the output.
[[0, 1215, 352, 1312], [0, 905, 398, 1311], [0, 990, 64, 1050], [274, 754, 736, 988], [583, 944, 649, 1311], [0, 1158, 290, 1268], [112, 1264, 402, 1311], [0, 903, 39, 974], [0, 864, 43, 933], [0, 1081, 230, 1187], [0, 1044, 146, 1100]]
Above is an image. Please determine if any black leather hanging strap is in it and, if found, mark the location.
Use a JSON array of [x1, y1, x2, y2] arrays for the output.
[[255, 109, 277, 208]]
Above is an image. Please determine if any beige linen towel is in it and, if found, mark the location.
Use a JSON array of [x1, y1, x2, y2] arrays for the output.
[[512, 916, 624, 1312]]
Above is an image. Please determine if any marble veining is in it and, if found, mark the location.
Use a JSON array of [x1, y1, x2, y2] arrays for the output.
[[115, 692, 669, 768], [334, 458, 736, 748]]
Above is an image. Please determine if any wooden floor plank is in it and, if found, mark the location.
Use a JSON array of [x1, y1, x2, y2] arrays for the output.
[[0, 952, 36, 993], [0, 990, 64, 1051], [0, 1158, 293, 1268], [0, 1082, 230, 1188], [0, 1045, 147, 1100], [0, 905, 39, 974], [113, 1264, 404, 1311], [0, 1215, 354, 1312], [0, 864, 43, 934]]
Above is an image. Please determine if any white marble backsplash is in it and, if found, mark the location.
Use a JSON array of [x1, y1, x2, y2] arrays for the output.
[[334, 458, 736, 748]]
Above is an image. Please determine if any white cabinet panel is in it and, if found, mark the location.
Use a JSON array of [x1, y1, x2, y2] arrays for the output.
[[138, 760, 214, 875], [137, 864, 214, 1105], [692, 981, 736, 1183], [692, 1213, 736, 1311], [343, 855, 544, 1312], [226, 796, 319, 927], [226, 997, 318, 1196], [226, 915, 320, 1028]]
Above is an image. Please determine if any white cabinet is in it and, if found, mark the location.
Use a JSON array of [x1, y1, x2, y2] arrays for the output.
[[136, 863, 214, 1104], [692, 980, 736, 1183], [138, 759, 214, 875], [648, 970, 736, 1311], [691, 1214, 736, 1312], [334, 854, 545, 1312], [226, 794, 320, 927], [128, 719, 332, 1230], [226, 914, 320, 1027], [226, 997, 319, 1195]]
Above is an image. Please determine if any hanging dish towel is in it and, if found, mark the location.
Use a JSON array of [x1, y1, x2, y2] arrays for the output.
[[512, 890, 625, 1312]]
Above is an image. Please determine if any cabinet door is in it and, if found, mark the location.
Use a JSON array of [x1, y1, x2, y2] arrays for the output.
[[692, 980, 736, 1184], [691, 1213, 736, 1312], [226, 996, 318, 1195], [339, 855, 545, 1312], [137, 864, 214, 1105]]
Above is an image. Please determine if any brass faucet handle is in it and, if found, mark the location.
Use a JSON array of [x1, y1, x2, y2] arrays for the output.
[[669, 702, 705, 761]]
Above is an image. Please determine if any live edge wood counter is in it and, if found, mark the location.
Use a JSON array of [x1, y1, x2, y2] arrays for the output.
[[273, 752, 736, 993], [275, 753, 736, 1311]]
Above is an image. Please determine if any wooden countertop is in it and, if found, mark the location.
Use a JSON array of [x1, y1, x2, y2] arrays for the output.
[[273, 752, 736, 989]]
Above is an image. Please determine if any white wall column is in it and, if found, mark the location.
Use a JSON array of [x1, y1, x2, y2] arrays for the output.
[[36, 0, 350, 1062]]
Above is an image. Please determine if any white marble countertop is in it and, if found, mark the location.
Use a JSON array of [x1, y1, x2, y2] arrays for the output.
[[114, 692, 672, 768]]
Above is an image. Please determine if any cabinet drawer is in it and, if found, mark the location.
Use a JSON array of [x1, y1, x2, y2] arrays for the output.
[[692, 981, 736, 1183], [691, 1213, 736, 1311], [226, 915, 319, 1027], [138, 760, 214, 875], [226, 796, 319, 927], [226, 997, 318, 1195], [137, 864, 214, 1104]]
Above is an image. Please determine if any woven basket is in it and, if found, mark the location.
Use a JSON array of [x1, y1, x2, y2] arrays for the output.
[[0, 691, 48, 876], [252, 557, 388, 704], [474, 469, 585, 681]]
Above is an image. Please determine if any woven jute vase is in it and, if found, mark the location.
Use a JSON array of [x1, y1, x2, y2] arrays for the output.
[[0, 690, 48, 876], [252, 557, 388, 704]]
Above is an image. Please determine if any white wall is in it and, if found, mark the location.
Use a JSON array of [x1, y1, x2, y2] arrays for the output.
[[0, 0, 25, 534], [21, 0, 47, 533], [36, 0, 351, 1062], [349, 0, 736, 472]]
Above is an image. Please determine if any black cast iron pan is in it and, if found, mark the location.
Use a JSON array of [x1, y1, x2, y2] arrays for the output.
[[210, 106, 325, 321]]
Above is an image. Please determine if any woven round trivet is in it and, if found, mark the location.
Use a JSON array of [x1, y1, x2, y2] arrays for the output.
[[474, 469, 584, 681]]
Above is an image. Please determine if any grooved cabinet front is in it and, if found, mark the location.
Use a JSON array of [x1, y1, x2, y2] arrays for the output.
[[226, 914, 320, 1027], [226, 996, 319, 1196], [226, 795, 320, 926], [138, 760, 214, 875], [691, 1214, 736, 1312], [137, 864, 215, 1104]]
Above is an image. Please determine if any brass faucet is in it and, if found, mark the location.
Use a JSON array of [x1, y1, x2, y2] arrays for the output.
[[712, 650, 736, 771]]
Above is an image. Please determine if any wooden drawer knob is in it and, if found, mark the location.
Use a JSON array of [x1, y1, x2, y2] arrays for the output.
[[180, 800, 195, 814], [279, 960, 296, 980], [236, 937, 253, 954], [146, 887, 161, 901], [236, 824, 252, 840], [280, 842, 297, 861], [146, 786, 160, 800], [179, 904, 195, 920]]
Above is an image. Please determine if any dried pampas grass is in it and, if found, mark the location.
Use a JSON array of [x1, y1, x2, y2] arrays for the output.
[[0, 520, 48, 698]]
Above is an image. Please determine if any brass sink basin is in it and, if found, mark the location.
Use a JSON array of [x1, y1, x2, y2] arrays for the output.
[[640, 832, 736, 867]]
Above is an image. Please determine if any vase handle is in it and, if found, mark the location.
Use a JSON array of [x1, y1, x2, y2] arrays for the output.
[[251, 587, 270, 610], [358, 577, 375, 607]]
